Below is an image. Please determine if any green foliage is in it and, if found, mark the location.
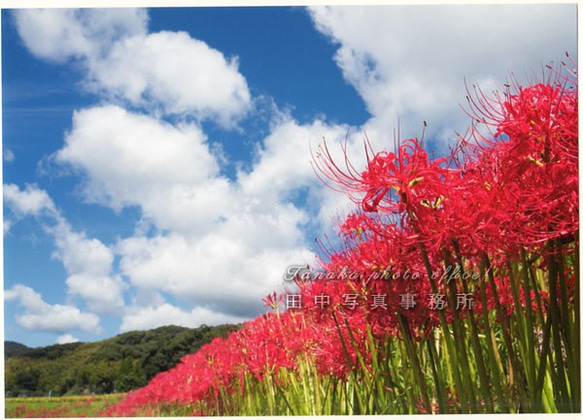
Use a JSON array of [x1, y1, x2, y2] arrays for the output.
[[4, 341, 31, 359], [4, 324, 239, 397], [116, 357, 146, 392], [22, 342, 84, 360]]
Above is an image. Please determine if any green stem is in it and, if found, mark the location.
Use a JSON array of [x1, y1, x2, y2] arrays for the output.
[[506, 259, 533, 412], [520, 248, 538, 409], [547, 241, 570, 411], [554, 239, 577, 410], [416, 241, 467, 413], [478, 257, 510, 411], [442, 250, 478, 413], [534, 313, 552, 404], [397, 313, 432, 413], [427, 331, 447, 414], [451, 240, 494, 412], [482, 253, 529, 411]]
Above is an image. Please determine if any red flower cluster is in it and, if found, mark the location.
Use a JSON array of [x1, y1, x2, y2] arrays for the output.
[[108, 63, 577, 415], [107, 310, 346, 415], [312, 65, 577, 326]]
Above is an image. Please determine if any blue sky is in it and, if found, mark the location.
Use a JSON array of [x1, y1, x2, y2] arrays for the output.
[[2, 4, 577, 347]]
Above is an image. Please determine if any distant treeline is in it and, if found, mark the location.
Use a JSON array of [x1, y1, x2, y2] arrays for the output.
[[5, 324, 239, 397]]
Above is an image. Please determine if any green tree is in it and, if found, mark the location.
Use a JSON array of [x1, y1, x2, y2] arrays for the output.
[[14, 368, 40, 395], [117, 357, 146, 392]]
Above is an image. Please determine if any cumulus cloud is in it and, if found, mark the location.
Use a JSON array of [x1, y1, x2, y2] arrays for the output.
[[4, 183, 58, 218], [117, 231, 313, 319], [55, 105, 221, 232], [5, 115, 325, 330], [238, 115, 368, 230], [309, 4, 577, 145], [239, 118, 349, 199], [13, 8, 148, 62], [65, 274, 125, 315], [12, 8, 301, 332], [50, 222, 125, 315], [13, 9, 250, 126], [120, 303, 247, 333], [51, 224, 125, 316], [54, 106, 351, 322], [56, 105, 215, 195], [109, 183, 315, 318], [5, 284, 101, 333], [56, 334, 79, 344], [4, 184, 125, 315], [87, 31, 251, 125]]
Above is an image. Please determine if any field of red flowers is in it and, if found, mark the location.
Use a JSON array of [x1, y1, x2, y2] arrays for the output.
[[106, 61, 579, 416]]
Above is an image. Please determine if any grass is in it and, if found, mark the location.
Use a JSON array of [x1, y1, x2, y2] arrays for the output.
[[5, 394, 125, 418]]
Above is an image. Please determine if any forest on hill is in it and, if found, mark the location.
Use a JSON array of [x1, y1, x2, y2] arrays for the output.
[[4, 324, 239, 397]]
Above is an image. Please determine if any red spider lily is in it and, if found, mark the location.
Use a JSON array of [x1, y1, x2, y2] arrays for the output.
[[262, 291, 283, 315], [460, 68, 578, 252], [313, 136, 457, 217], [108, 61, 577, 416]]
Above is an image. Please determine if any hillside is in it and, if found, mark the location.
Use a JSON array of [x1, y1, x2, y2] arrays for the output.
[[5, 341, 31, 359], [4, 324, 240, 397]]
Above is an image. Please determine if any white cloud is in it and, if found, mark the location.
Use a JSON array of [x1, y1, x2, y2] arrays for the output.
[[55, 105, 226, 233], [65, 274, 125, 315], [11, 62, 328, 332], [87, 31, 251, 125], [55, 106, 213, 200], [50, 221, 126, 315], [4, 184, 125, 315], [56, 334, 79, 345], [120, 303, 247, 333], [117, 231, 314, 320], [13, 8, 148, 63], [4, 149, 15, 163], [51, 223, 113, 276], [53, 104, 358, 324], [238, 115, 370, 230], [309, 4, 577, 145], [4, 183, 58, 218], [239, 117, 349, 200], [14, 9, 250, 126], [52, 103, 363, 326], [5, 284, 100, 333]]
